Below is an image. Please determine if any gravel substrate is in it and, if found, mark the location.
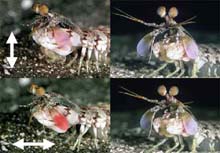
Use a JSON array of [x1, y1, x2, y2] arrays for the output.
[[111, 44, 220, 78], [0, 33, 109, 78], [110, 123, 220, 153]]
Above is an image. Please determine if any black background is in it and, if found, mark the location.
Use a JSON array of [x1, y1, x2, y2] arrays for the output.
[[111, 79, 220, 112], [111, 0, 220, 35]]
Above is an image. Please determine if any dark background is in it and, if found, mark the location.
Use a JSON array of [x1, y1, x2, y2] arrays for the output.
[[0, 78, 110, 113], [111, 78, 220, 110], [111, 0, 220, 35], [111, 78, 220, 129]]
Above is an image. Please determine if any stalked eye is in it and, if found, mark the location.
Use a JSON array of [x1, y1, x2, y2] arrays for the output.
[[29, 83, 45, 96], [168, 7, 178, 18], [32, 3, 40, 13], [169, 86, 179, 96], [157, 85, 167, 96], [36, 87, 46, 96], [136, 32, 154, 57], [32, 3, 49, 16], [29, 83, 38, 94], [157, 6, 166, 18]]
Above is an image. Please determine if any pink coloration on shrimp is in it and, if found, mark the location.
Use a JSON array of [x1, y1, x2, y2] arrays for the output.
[[53, 28, 72, 50], [183, 37, 199, 60], [182, 116, 198, 135]]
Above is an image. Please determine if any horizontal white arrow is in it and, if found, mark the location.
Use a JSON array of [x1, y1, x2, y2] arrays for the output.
[[6, 32, 18, 68], [12, 139, 55, 150]]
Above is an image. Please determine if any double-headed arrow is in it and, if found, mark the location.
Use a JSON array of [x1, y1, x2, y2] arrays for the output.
[[13, 139, 55, 150], [6, 32, 17, 68]]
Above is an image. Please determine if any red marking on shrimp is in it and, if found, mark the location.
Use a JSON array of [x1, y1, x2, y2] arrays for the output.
[[53, 113, 69, 131]]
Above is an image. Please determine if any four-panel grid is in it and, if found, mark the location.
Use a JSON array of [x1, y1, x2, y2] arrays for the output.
[[0, 0, 219, 153]]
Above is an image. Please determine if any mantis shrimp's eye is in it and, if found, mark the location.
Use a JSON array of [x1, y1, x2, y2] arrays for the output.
[[169, 86, 179, 96], [29, 83, 38, 94], [32, 3, 39, 13], [157, 6, 166, 18], [29, 83, 45, 96], [168, 7, 178, 18], [32, 3, 49, 16], [157, 85, 167, 96]]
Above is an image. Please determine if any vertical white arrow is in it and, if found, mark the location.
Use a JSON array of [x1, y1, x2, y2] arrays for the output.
[[6, 32, 18, 68]]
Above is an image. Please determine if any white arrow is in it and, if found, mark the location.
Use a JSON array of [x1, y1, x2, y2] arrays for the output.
[[6, 32, 18, 68], [12, 139, 55, 150]]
